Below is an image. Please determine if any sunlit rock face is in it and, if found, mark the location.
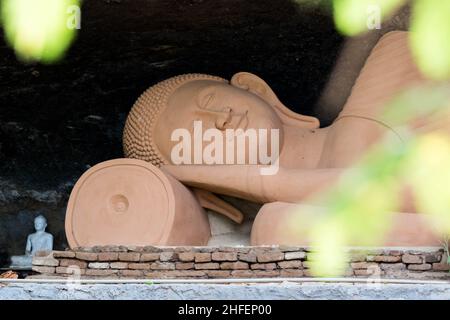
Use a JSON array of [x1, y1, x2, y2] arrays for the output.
[[0, 0, 343, 265]]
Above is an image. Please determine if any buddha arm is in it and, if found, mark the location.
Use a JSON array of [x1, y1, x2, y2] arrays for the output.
[[25, 235, 32, 255], [47, 235, 54, 251], [162, 165, 344, 204]]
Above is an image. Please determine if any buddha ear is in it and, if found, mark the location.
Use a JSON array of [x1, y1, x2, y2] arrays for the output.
[[230, 72, 320, 129]]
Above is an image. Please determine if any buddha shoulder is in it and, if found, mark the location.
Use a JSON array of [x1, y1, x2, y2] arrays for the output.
[[319, 116, 400, 167]]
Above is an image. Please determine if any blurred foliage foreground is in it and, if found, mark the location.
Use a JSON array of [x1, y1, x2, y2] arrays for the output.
[[302, 0, 450, 276], [0, 0, 80, 63], [305, 85, 450, 276]]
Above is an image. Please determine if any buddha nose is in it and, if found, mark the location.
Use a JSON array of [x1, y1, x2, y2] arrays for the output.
[[215, 107, 233, 130]]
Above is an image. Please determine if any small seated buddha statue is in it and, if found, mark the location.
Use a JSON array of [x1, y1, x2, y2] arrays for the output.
[[10, 215, 53, 268]]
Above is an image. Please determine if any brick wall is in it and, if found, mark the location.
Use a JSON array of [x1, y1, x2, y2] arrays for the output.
[[31, 246, 450, 280]]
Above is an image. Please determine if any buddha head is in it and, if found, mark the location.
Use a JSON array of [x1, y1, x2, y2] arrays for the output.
[[34, 215, 47, 232], [123, 72, 320, 167]]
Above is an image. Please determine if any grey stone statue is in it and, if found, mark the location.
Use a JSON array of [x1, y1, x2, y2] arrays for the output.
[[10, 215, 53, 268]]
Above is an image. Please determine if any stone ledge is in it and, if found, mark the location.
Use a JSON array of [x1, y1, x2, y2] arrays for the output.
[[3, 283, 450, 300], [31, 246, 449, 280]]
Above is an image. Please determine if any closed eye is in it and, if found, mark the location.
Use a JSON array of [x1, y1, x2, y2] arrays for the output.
[[203, 93, 214, 109], [198, 87, 216, 110]]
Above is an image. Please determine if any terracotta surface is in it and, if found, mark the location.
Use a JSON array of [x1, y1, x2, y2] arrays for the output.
[[65, 159, 210, 248], [251, 202, 442, 247], [122, 31, 448, 247]]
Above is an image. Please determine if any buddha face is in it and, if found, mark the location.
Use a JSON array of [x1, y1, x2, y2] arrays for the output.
[[154, 79, 284, 165], [34, 216, 47, 232]]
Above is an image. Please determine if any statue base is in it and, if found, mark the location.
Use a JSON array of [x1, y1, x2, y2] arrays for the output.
[[9, 255, 32, 270], [29, 246, 450, 281]]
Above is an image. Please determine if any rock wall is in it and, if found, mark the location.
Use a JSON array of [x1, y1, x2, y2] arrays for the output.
[[31, 246, 450, 280], [0, 0, 343, 264]]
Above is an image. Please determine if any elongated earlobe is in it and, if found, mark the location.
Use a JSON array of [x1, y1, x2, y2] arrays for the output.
[[231, 72, 320, 129]]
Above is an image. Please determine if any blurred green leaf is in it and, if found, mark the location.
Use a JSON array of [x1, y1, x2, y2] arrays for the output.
[[1, 0, 80, 63], [404, 134, 450, 234], [308, 218, 349, 277], [333, 0, 405, 36], [410, 0, 450, 80]]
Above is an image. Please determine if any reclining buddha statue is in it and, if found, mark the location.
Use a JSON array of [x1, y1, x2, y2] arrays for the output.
[[123, 31, 449, 247]]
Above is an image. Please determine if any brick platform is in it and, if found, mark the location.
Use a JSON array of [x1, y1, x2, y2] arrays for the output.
[[31, 246, 450, 280]]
